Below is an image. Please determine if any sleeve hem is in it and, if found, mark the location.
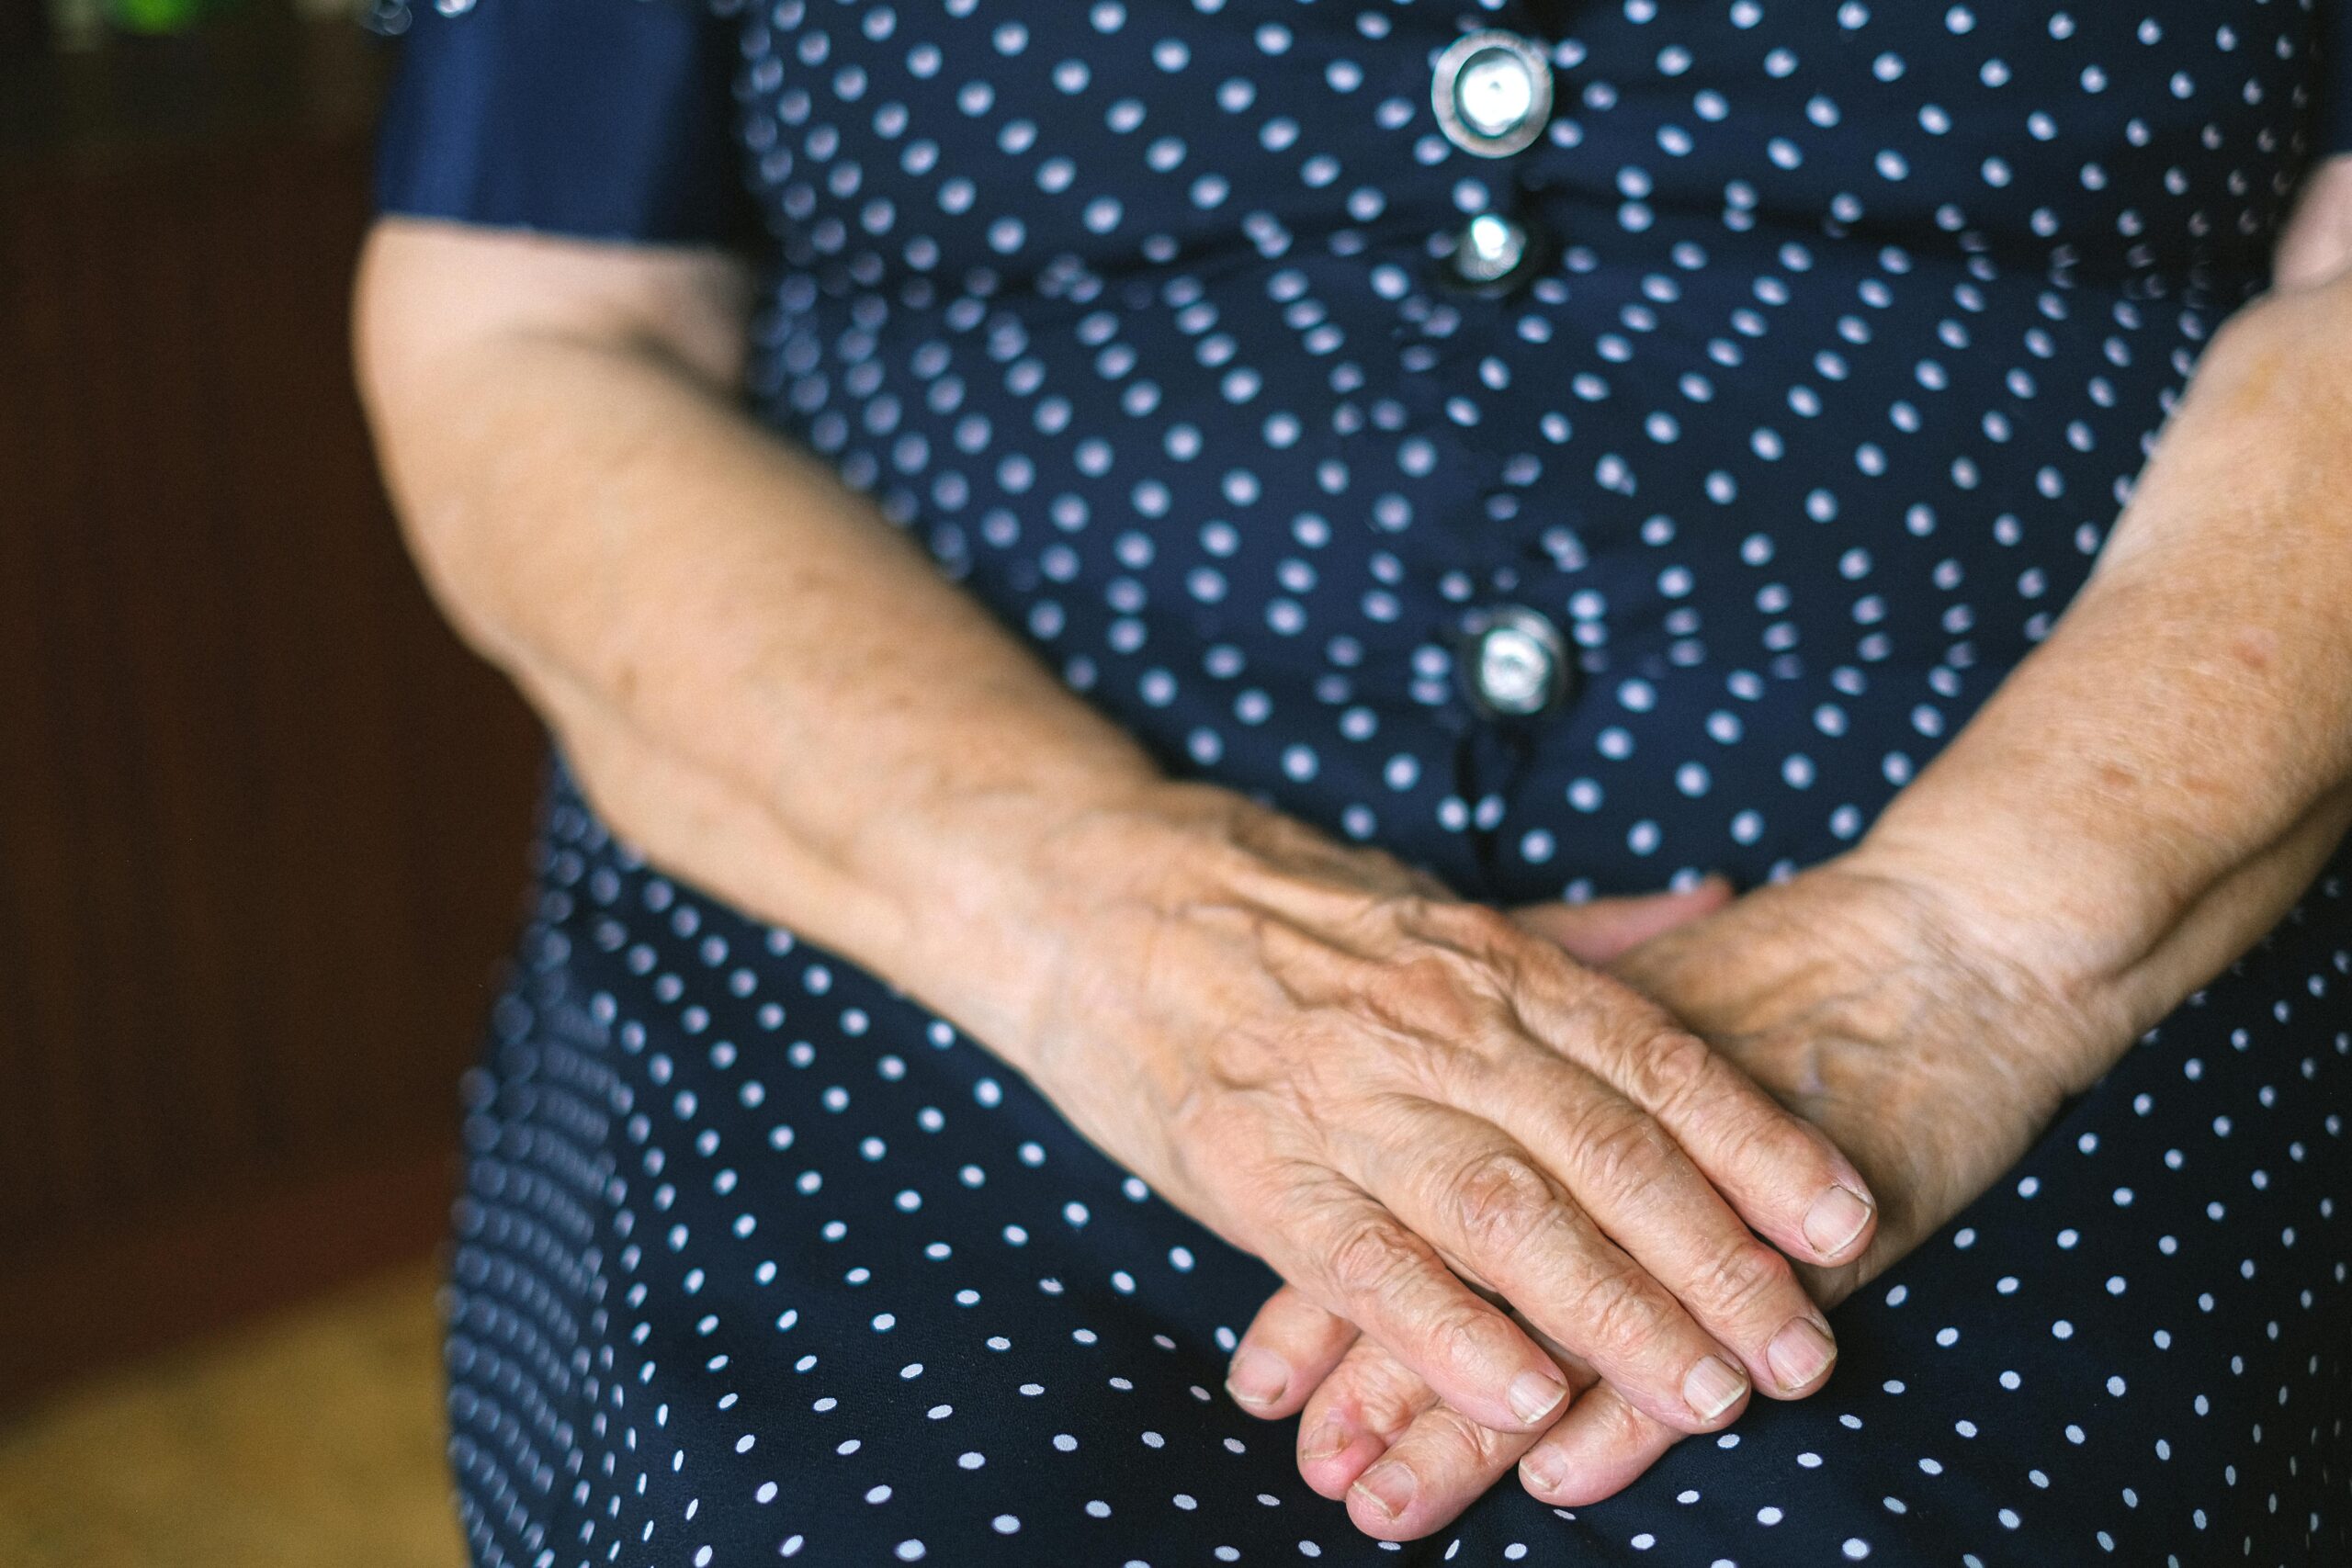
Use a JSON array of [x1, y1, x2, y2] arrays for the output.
[[372, 0, 758, 251]]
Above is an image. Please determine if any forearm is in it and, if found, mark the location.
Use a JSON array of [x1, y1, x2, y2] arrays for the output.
[[358, 224, 1191, 1055], [361, 225, 1905, 1449], [1857, 269, 2352, 1065]]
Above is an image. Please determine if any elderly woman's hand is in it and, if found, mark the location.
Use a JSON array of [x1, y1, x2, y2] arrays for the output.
[[1226, 199, 2352, 1539], [1005, 787, 1880, 1441], [1224, 853, 2089, 1537]]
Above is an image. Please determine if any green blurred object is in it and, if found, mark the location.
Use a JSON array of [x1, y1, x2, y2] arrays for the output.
[[107, 0, 237, 34]]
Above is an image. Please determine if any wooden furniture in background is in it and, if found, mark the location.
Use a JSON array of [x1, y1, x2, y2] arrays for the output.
[[0, 15, 545, 1411]]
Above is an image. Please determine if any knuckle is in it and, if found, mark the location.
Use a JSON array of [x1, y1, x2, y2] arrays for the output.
[[1355, 1362, 1440, 1438], [1569, 1263, 1679, 1366], [1621, 1028, 1721, 1118], [1399, 895, 1521, 956], [1379, 907, 1522, 1016], [1441, 1148, 1564, 1258], [1428, 1404, 1517, 1470], [1324, 1213, 1422, 1303], [1380, 950, 1485, 1034], [1421, 1296, 1510, 1373], [1579, 1103, 1683, 1196], [1442, 901, 1528, 962], [1693, 1093, 1786, 1170], [1692, 1238, 1799, 1325], [1262, 1164, 1357, 1239]]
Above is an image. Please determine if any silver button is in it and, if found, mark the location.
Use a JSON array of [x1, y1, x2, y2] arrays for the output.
[[1431, 30, 1554, 159], [1462, 605, 1569, 718], [1453, 212, 1533, 290]]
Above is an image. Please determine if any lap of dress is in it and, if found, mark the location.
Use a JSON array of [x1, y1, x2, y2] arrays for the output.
[[442, 773, 2352, 1568]]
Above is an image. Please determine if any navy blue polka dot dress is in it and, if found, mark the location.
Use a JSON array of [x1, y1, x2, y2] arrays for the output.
[[376, 3, 2352, 1562]]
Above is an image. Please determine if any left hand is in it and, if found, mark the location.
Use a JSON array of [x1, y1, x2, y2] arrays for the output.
[[1227, 853, 2101, 1540]]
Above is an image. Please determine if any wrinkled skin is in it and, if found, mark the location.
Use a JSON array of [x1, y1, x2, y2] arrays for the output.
[[1227, 152, 2352, 1541], [1232, 860, 2093, 1539], [1013, 798, 1879, 1445]]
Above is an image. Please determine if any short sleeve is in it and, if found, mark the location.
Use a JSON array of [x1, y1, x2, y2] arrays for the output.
[[374, 0, 755, 248]]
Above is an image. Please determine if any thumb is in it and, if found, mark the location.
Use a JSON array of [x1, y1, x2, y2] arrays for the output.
[[1509, 876, 1734, 965]]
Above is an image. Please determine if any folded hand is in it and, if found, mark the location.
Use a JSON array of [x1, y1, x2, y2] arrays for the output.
[[1227, 856, 2094, 1538], [1019, 795, 1881, 1444]]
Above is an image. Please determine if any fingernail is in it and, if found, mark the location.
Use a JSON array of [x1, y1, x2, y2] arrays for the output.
[[1804, 1184, 1874, 1260], [1769, 1317, 1838, 1393], [1519, 1449, 1566, 1498], [1682, 1354, 1749, 1422], [1351, 1459, 1418, 1521], [1509, 1369, 1569, 1424], [1225, 1347, 1290, 1409], [1299, 1419, 1348, 1464]]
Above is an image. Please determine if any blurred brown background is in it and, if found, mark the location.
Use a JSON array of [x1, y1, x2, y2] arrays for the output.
[[2, 5, 539, 1562]]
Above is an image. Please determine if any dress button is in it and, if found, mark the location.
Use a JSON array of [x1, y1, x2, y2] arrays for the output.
[[1449, 210, 1543, 293], [1431, 30, 1554, 159], [1461, 605, 1571, 719]]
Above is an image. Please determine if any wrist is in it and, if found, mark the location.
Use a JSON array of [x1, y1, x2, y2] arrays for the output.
[[876, 773, 1444, 1111], [1831, 821, 2143, 1093], [848, 771, 1270, 1071], [1849, 763, 2352, 1095]]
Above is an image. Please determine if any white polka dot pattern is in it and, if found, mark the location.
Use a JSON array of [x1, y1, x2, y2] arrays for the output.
[[448, 801, 2348, 1565], [407, 1, 2352, 1562]]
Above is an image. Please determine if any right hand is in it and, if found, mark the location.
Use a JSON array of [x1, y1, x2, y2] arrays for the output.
[[1000, 786, 1881, 1440]]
